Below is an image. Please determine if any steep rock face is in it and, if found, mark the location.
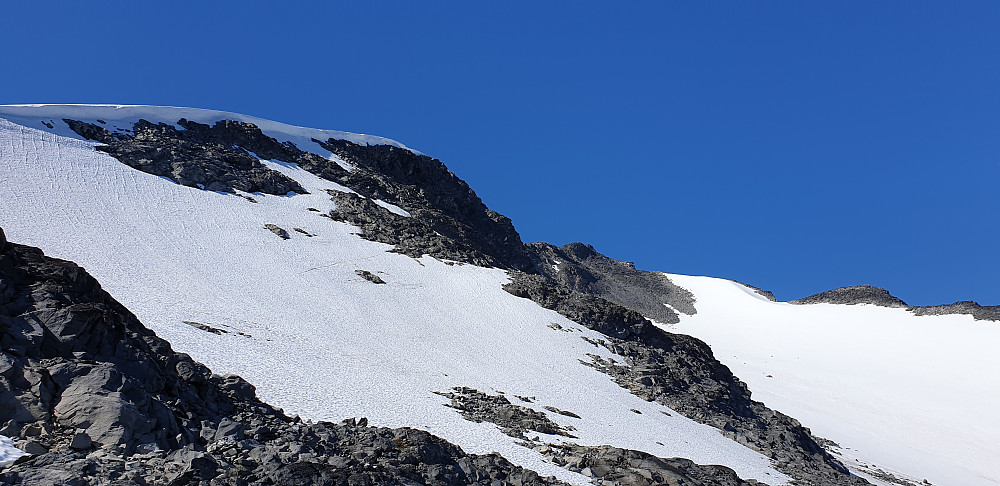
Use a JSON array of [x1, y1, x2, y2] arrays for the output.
[[0, 239, 248, 454], [527, 242, 696, 324], [316, 138, 532, 271], [0, 237, 565, 486], [502, 273, 868, 486]]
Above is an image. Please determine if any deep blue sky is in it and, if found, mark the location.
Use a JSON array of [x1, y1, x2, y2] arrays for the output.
[[2, 2, 997, 305]]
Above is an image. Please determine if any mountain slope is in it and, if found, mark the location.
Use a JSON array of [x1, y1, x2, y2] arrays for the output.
[[0, 107, 787, 484], [1, 104, 994, 486]]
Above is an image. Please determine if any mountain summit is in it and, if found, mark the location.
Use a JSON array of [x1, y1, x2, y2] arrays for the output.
[[1, 105, 997, 486]]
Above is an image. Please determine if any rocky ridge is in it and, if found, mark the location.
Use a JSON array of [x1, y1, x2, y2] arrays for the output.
[[0, 237, 564, 486], [526, 242, 696, 324], [792, 284, 1000, 321]]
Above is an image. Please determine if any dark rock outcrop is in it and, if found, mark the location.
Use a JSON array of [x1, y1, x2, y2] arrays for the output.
[[0, 239, 564, 486], [64, 119, 306, 195], [791, 285, 908, 308], [264, 223, 291, 240], [438, 388, 768, 485], [327, 191, 503, 266], [355, 270, 386, 284], [536, 443, 765, 486], [908, 301, 1000, 321], [434, 387, 576, 439], [502, 272, 869, 486], [792, 284, 999, 321], [317, 138, 533, 271], [527, 242, 696, 324]]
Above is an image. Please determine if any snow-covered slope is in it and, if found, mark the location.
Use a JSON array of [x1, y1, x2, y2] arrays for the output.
[[0, 107, 787, 484], [666, 274, 1000, 486]]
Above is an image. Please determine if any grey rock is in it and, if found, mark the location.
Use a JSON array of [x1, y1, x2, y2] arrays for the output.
[[908, 300, 1000, 321], [264, 224, 290, 240], [354, 270, 385, 284], [70, 432, 92, 450], [64, 119, 306, 196], [526, 242, 697, 324], [316, 138, 532, 271], [791, 284, 999, 321], [18, 440, 47, 455], [540, 443, 765, 486], [434, 387, 576, 439], [791, 285, 908, 307]]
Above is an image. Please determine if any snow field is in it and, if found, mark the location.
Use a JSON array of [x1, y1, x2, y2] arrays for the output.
[[665, 273, 1000, 486], [0, 110, 788, 485]]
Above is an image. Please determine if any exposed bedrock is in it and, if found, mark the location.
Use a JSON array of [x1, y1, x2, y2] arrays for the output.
[[315, 138, 533, 271], [64, 119, 305, 195], [537, 443, 766, 486], [793, 284, 1000, 321], [502, 272, 869, 486], [0, 237, 564, 486], [790, 285, 908, 308], [526, 242, 696, 324]]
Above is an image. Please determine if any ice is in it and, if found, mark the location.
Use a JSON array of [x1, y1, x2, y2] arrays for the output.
[[0, 436, 26, 467]]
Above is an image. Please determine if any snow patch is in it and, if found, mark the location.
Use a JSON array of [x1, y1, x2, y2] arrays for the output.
[[0, 435, 26, 467]]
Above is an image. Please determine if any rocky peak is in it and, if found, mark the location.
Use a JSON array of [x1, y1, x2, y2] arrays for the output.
[[790, 285, 909, 308]]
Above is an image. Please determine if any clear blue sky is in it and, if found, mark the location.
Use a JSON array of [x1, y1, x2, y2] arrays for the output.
[[2, 2, 997, 305]]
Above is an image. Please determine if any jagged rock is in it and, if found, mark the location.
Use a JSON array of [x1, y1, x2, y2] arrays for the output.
[[539, 443, 765, 486], [908, 300, 1000, 321], [64, 119, 306, 196], [527, 242, 696, 324], [264, 224, 290, 240], [434, 387, 576, 439], [791, 285, 908, 307], [316, 138, 532, 271], [328, 191, 502, 266], [355, 270, 385, 284]]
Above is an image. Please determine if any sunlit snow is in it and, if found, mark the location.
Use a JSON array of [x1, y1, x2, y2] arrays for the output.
[[0, 436, 26, 467], [0, 106, 788, 485], [666, 274, 1000, 486]]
